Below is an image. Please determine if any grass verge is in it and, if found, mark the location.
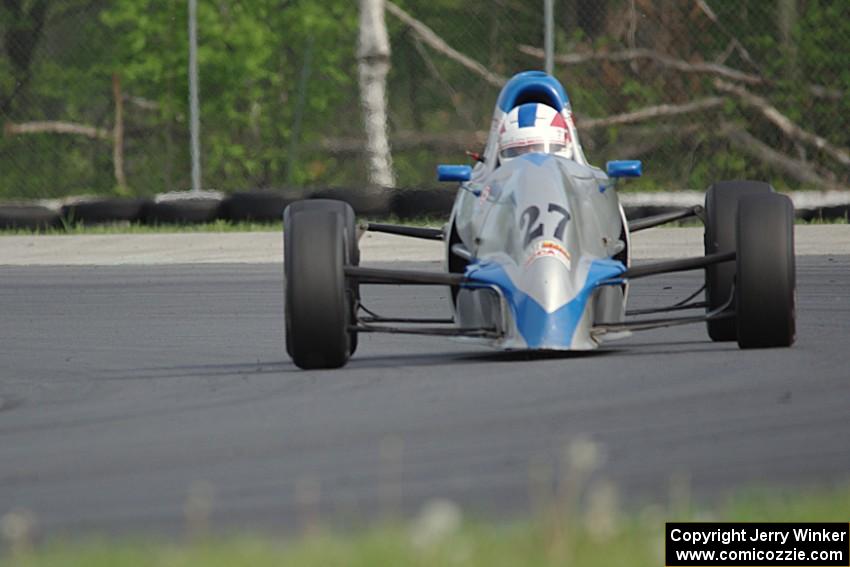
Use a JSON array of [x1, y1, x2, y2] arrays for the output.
[[4, 484, 848, 567], [0, 220, 282, 236], [0, 217, 451, 236]]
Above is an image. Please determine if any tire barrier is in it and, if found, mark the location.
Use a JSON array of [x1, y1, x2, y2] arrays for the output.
[[391, 188, 457, 220], [220, 190, 298, 222], [0, 190, 847, 230], [142, 192, 224, 224], [61, 197, 151, 225], [796, 204, 850, 222], [0, 203, 62, 230], [309, 187, 393, 216]]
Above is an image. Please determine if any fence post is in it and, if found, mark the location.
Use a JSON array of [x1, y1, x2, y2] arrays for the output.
[[544, 0, 554, 75], [188, 0, 202, 193]]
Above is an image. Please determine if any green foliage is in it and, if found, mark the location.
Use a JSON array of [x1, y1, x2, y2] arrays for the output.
[[97, 0, 359, 193], [0, 0, 360, 198], [0, 1, 847, 198]]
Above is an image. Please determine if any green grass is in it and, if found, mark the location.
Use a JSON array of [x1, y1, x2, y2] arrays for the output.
[[3, 484, 848, 567], [799, 215, 850, 225], [0, 220, 284, 236], [0, 217, 450, 236]]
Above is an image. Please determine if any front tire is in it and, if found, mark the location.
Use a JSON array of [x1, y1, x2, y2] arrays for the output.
[[704, 180, 773, 341], [284, 201, 356, 369], [735, 193, 796, 348]]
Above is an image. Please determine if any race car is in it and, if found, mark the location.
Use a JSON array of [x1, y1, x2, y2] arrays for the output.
[[283, 70, 796, 369]]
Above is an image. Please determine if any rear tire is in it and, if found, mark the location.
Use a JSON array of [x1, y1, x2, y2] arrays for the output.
[[704, 180, 773, 341], [735, 193, 796, 348], [284, 201, 357, 369]]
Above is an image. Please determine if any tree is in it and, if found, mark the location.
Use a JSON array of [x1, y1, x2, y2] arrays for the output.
[[1, 0, 50, 116], [358, 0, 395, 189]]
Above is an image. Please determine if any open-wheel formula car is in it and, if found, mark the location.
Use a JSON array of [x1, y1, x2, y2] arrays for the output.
[[283, 71, 795, 370]]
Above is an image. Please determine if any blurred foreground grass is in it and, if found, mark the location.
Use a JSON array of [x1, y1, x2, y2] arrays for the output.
[[4, 484, 848, 567]]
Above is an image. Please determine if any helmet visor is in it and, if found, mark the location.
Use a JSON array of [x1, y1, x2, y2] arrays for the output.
[[500, 140, 570, 160], [500, 142, 547, 159]]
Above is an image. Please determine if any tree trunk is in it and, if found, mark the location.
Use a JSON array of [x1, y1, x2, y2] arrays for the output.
[[112, 74, 128, 191], [358, 0, 396, 190]]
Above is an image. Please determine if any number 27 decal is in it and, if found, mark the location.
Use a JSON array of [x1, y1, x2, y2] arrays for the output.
[[519, 203, 571, 248]]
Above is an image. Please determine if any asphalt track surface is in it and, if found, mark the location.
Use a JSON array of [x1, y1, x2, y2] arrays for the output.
[[1, 256, 849, 537]]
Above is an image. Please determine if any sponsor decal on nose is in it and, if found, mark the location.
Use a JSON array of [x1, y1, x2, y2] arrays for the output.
[[524, 239, 571, 270]]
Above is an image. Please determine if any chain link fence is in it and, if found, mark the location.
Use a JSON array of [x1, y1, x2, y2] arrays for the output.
[[1, 0, 847, 202]]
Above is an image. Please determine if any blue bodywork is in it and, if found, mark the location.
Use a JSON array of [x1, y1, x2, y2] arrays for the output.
[[437, 164, 473, 182], [607, 160, 643, 178], [496, 71, 570, 113], [463, 258, 626, 349]]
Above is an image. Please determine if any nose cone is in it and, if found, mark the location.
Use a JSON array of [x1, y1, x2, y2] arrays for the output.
[[514, 255, 587, 348], [465, 255, 626, 350], [518, 255, 576, 313]]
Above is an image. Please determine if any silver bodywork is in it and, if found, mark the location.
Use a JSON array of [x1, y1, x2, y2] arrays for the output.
[[446, 74, 632, 351]]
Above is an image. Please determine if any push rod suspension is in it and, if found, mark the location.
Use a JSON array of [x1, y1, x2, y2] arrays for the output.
[[366, 223, 444, 240], [345, 266, 464, 286], [622, 251, 735, 279], [628, 205, 703, 232]]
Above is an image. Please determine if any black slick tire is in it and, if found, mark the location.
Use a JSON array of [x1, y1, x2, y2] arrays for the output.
[[284, 200, 359, 368], [704, 180, 773, 341], [735, 193, 796, 348]]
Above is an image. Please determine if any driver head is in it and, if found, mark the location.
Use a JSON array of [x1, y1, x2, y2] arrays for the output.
[[498, 103, 575, 164]]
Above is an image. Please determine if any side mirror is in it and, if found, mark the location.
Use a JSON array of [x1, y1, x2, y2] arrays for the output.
[[606, 160, 642, 178], [437, 164, 472, 183]]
